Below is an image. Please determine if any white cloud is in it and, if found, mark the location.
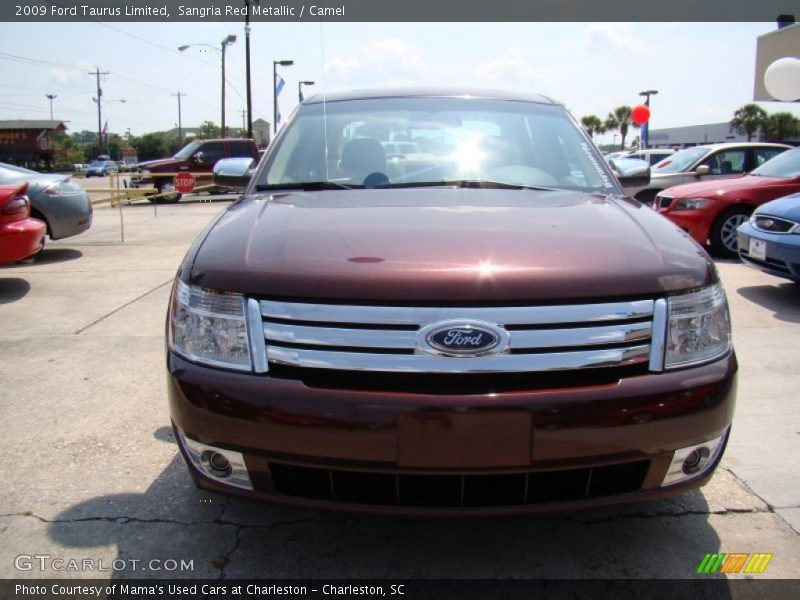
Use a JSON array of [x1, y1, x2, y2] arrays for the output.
[[584, 24, 645, 54], [326, 38, 425, 86], [48, 60, 94, 83], [473, 50, 549, 83]]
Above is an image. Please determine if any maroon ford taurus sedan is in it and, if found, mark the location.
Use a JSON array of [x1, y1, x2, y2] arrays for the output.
[[167, 89, 736, 515]]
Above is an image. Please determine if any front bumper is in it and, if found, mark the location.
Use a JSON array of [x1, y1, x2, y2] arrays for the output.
[[657, 209, 712, 246], [34, 191, 93, 240], [0, 218, 45, 264], [737, 222, 800, 283], [168, 351, 737, 515]]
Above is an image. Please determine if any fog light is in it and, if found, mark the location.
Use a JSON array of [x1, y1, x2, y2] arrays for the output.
[[175, 427, 253, 490], [201, 450, 233, 478], [682, 447, 711, 475], [661, 429, 728, 487]]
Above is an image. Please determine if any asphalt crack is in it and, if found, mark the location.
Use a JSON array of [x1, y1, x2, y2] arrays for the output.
[[74, 278, 173, 334]]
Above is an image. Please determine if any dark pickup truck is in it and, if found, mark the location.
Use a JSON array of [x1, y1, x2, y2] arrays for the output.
[[166, 89, 736, 515], [132, 138, 259, 201]]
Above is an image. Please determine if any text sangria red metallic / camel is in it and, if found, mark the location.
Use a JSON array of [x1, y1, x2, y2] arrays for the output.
[[167, 90, 736, 515]]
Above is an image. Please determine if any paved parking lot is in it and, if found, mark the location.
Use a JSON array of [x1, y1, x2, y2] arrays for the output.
[[1, 200, 799, 580]]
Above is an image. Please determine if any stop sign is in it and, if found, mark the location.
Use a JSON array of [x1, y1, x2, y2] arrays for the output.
[[173, 172, 195, 193]]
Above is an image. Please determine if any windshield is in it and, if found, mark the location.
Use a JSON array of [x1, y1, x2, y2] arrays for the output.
[[750, 148, 800, 178], [88, 160, 105, 167], [173, 141, 202, 160], [257, 97, 617, 194], [652, 147, 709, 173]]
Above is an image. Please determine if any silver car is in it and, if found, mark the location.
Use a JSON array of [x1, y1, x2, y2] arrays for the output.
[[0, 162, 92, 240], [627, 142, 791, 204]]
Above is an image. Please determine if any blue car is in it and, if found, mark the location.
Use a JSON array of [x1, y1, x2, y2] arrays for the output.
[[84, 160, 118, 177], [737, 192, 800, 283]]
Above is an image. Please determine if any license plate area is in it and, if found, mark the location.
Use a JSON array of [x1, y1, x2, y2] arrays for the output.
[[749, 238, 767, 261], [398, 411, 532, 468]]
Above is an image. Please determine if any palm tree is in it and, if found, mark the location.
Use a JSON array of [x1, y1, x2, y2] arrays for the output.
[[605, 106, 639, 150], [580, 115, 605, 140], [730, 104, 767, 142], [762, 112, 800, 143]]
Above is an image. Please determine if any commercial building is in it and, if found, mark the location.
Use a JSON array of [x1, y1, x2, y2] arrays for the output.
[[0, 120, 67, 169]]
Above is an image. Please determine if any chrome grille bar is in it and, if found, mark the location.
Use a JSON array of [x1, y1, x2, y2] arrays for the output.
[[267, 345, 651, 373], [260, 299, 654, 326]]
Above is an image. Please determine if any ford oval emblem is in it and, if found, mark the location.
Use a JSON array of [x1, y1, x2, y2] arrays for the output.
[[418, 320, 509, 357]]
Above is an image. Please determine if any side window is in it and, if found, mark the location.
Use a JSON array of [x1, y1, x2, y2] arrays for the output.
[[754, 148, 784, 167], [198, 142, 225, 162], [703, 149, 746, 175], [229, 141, 254, 158]]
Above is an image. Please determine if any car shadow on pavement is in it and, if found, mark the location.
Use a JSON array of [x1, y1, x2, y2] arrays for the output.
[[737, 283, 800, 324], [33, 248, 84, 265], [45, 431, 730, 583], [0, 277, 30, 304]]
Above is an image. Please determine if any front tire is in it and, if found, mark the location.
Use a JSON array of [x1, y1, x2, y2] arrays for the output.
[[150, 180, 182, 204], [710, 206, 752, 258]]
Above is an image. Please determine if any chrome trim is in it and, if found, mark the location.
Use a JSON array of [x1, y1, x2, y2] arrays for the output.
[[265, 322, 416, 349], [260, 299, 654, 326], [177, 428, 253, 491], [649, 298, 667, 372], [266, 344, 651, 373], [246, 298, 269, 373], [512, 322, 651, 348]]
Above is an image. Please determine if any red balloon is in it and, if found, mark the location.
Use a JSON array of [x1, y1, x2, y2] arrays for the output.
[[632, 104, 651, 125]]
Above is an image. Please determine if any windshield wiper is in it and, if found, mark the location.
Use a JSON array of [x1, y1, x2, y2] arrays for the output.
[[254, 181, 357, 191], [375, 179, 562, 192]]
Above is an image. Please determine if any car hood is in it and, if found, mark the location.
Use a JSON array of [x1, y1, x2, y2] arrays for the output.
[[0, 171, 70, 191], [656, 174, 784, 198], [190, 188, 716, 302], [756, 193, 800, 221], [136, 158, 181, 170]]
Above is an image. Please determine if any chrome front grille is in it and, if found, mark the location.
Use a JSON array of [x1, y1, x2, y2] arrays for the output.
[[753, 215, 796, 234], [256, 299, 664, 374]]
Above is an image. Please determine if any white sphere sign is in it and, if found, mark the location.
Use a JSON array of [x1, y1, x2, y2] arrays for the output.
[[764, 57, 800, 102]]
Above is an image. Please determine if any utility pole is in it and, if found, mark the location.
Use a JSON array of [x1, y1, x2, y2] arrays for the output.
[[239, 109, 246, 135], [89, 67, 109, 154], [46, 94, 57, 120], [172, 91, 187, 144]]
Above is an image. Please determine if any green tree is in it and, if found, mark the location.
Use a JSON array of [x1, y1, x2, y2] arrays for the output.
[[580, 115, 606, 140], [196, 121, 221, 138], [132, 132, 170, 161], [730, 104, 767, 142], [761, 112, 800, 143], [605, 106, 639, 150]]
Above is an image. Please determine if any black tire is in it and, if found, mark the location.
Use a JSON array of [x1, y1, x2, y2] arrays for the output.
[[151, 180, 182, 204], [710, 206, 752, 258]]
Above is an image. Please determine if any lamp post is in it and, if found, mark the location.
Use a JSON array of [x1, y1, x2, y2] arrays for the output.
[[638, 89, 658, 149], [273, 59, 294, 134], [179, 34, 237, 137], [45, 94, 57, 120], [298, 80, 315, 103], [244, 0, 253, 138]]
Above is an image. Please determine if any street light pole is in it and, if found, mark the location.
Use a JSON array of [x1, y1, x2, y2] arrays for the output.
[[46, 94, 57, 120], [298, 80, 315, 103], [179, 37, 236, 139], [638, 89, 658, 149], [244, 0, 253, 138], [273, 59, 294, 134]]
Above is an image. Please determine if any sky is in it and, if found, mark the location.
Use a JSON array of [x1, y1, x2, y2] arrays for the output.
[[1, 21, 798, 147]]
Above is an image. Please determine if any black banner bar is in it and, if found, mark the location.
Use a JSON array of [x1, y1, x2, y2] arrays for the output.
[[3, 0, 800, 22], [2, 579, 800, 600]]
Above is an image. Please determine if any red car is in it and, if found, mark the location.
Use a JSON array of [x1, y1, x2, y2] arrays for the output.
[[0, 183, 46, 264], [654, 147, 800, 257]]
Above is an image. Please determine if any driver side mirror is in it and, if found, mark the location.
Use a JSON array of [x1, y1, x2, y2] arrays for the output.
[[213, 157, 255, 189], [694, 164, 710, 176], [609, 158, 651, 188]]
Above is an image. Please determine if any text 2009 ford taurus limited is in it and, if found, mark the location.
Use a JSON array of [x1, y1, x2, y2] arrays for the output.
[[166, 90, 736, 515]]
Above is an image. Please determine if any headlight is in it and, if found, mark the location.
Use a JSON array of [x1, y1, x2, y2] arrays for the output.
[[43, 180, 82, 197], [168, 280, 251, 371], [665, 283, 731, 369], [675, 198, 708, 211]]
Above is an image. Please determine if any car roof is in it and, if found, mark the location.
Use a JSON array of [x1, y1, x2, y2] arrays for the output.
[[303, 88, 558, 106], [679, 142, 792, 151]]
